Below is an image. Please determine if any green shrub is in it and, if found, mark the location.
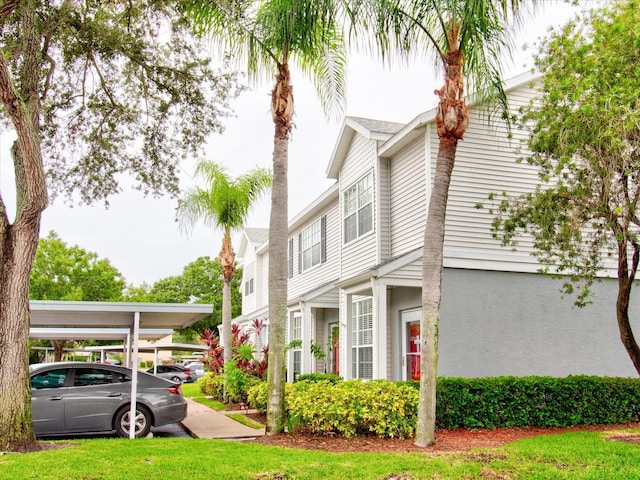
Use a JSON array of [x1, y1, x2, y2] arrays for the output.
[[247, 381, 294, 413], [295, 373, 342, 384], [200, 373, 224, 400], [249, 376, 640, 438], [434, 376, 640, 429], [287, 380, 418, 438], [247, 382, 267, 412]]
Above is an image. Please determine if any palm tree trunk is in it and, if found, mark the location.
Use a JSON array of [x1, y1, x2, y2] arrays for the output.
[[219, 231, 235, 402], [415, 50, 467, 448], [415, 136, 458, 447], [266, 62, 292, 434]]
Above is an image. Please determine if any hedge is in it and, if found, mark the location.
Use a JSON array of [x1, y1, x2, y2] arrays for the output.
[[432, 376, 640, 429], [246, 376, 640, 438]]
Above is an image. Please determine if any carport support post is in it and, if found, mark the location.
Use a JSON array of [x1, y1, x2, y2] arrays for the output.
[[129, 311, 141, 439]]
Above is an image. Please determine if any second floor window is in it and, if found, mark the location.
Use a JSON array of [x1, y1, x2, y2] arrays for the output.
[[244, 262, 255, 296], [301, 217, 325, 271], [344, 172, 373, 243]]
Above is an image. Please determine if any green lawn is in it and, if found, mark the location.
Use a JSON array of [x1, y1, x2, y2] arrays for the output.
[[178, 382, 201, 398], [2, 429, 639, 479]]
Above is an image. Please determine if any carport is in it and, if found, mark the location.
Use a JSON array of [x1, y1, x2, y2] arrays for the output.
[[29, 300, 213, 438], [84, 343, 209, 373]]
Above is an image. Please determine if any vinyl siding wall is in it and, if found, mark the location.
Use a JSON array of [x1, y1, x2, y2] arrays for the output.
[[382, 82, 540, 269], [442, 84, 539, 270], [339, 135, 378, 279], [377, 157, 391, 263], [288, 198, 340, 299], [389, 135, 427, 257]]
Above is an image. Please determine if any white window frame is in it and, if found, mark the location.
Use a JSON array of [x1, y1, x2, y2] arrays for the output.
[[244, 262, 255, 296], [301, 218, 322, 271], [343, 172, 373, 244], [351, 297, 373, 380]]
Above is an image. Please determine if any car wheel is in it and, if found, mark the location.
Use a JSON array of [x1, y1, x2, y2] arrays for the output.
[[170, 376, 182, 383], [115, 405, 152, 438]]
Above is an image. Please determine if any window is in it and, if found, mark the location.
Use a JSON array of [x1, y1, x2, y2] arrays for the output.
[[344, 172, 373, 243], [73, 368, 115, 387], [290, 313, 302, 377], [351, 297, 373, 379], [31, 369, 67, 389], [300, 217, 326, 271], [244, 262, 255, 296]]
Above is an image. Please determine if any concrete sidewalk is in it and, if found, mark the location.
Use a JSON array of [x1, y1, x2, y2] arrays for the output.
[[181, 398, 265, 440]]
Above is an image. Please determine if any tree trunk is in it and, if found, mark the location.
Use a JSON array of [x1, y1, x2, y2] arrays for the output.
[[415, 50, 467, 448], [219, 231, 235, 402], [266, 62, 292, 434], [616, 240, 640, 374], [0, 0, 49, 452], [51, 340, 68, 362], [0, 214, 44, 452]]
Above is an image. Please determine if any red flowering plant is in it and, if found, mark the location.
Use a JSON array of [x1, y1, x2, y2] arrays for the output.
[[201, 318, 268, 380]]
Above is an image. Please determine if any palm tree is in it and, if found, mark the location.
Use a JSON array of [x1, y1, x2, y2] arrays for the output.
[[186, 0, 346, 433], [357, 0, 541, 446], [177, 161, 272, 401]]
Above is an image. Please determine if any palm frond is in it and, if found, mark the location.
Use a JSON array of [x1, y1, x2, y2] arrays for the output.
[[176, 160, 272, 235], [186, 0, 347, 117]]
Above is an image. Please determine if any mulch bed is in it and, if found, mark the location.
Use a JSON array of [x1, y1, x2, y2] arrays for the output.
[[244, 416, 640, 453]]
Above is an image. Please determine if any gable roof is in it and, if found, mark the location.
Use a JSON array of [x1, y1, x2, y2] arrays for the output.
[[326, 116, 405, 179], [379, 70, 540, 158], [237, 227, 269, 262]]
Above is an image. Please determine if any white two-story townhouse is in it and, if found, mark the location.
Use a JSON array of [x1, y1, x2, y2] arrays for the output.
[[235, 71, 640, 382]]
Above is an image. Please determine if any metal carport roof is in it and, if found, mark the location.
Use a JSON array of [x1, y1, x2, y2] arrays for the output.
[[28, 300, 214, 439]]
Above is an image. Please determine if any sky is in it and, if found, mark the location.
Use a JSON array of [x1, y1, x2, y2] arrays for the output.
[[0, 2, 589, 287]]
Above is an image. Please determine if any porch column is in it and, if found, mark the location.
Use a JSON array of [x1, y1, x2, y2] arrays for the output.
[[340, 289, 352, 380], [371, 278, 388, 380], [299, 302, 312, 375]]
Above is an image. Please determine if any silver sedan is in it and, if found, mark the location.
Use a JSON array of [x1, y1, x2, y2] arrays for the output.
[[30, 362, 187, 438]]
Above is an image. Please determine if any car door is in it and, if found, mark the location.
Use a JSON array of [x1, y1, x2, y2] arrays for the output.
[[31, 367, 69, 435], [63, 367, 130, 433]]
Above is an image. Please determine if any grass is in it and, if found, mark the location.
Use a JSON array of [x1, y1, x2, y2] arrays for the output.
[[179, 382, 226, 410], [226, 413, 264, 429], [193, 397, 226, 411], [2, 429, 639, 479], [178, 382, 201, 398]]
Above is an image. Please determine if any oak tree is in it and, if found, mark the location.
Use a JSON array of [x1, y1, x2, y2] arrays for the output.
[[0, 0, 240, 452]]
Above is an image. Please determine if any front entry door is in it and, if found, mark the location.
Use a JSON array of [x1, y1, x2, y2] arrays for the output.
[[401, 308, 421, 381]]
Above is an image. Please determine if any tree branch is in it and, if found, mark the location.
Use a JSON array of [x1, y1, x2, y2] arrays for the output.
[[0, 0, 19, 22]]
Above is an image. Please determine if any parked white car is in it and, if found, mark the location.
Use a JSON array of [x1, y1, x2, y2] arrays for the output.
[[182, 361, 205, 380]]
